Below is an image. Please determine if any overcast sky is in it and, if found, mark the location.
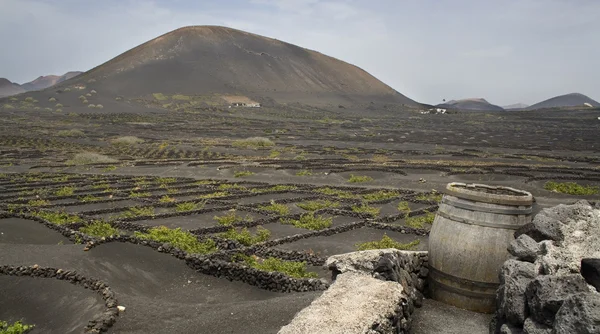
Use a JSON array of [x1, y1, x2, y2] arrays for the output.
[[1, 0, 598, 105]]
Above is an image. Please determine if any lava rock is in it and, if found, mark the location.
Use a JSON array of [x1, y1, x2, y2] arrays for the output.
[[526, 274, 589, 326], [508, 235, 540, 263], [500, 323, 524, 334], [522, 317, 552, 334], [554, 293, 600, 334], [581, 258, 600, 291], [515, 214, 563, 242], [498, 259, 536, 325]]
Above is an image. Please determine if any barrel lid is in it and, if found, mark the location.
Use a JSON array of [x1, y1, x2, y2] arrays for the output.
[[445, 182, 533, 206]]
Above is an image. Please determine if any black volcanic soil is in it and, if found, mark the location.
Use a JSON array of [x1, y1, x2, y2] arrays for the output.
[[0, 29, 599, 333], [0, 275, 105, 333], [0, 243, 320, 334]]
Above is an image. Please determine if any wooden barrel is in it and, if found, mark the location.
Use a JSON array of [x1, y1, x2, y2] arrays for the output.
[[428, 182, 534, 313]]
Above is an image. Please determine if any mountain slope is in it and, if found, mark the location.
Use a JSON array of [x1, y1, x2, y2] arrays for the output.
[[437, 98, 504, 111], [525, 93, 600, 110], [0, 78, 26, 98], [21, 72, 83, 91], [61, 26, 417, 106]]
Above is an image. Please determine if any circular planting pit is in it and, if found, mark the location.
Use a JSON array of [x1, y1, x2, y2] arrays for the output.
[[274, 227, 428, 258], [0, 218, 72, 245], [0, 275, 106, 333]]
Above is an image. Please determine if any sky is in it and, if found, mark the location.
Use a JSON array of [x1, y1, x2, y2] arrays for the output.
[[0, 0, 598, 106]]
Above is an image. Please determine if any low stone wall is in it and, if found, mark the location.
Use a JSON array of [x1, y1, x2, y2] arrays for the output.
[[279, 272, 406, 334], [281, 249, 428, 333], [0, 265, 119, 333], [491, 200, 600, 334]]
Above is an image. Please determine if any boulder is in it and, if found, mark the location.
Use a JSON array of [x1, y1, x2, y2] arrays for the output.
[[554, 293, 600, 334], [498, 259, 536, 325], [525, 274, 589, 326], [515, 215, 563, 242], [522, 317, 552, 334], [500, 323, 524, 334], [581, 258, 600, 291], [508, 235, 540, 263]]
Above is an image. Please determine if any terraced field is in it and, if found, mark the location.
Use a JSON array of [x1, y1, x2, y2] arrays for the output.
[[0, 102, 598, 333]]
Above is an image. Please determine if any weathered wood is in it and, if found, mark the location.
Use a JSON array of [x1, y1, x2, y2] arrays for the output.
[[428, 183, 534, 313]]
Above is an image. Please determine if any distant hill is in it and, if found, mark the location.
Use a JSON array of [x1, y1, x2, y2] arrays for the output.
[[502, 103, 529, 110], [0, 78, 26, 98], [21, 71, 83, 91], [525, 93, 600, 110], [437, 98, 504, 111], [58, 26, 417, 107]]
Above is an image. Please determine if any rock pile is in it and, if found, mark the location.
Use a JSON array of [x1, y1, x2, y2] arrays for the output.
[[492, 200, 600, 334]]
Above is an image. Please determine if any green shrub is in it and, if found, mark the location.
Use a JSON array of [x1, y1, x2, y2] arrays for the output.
[[32, 211, 82, 225], [159, 195, 176, 203], [103, 165, 117, 172], [134, 226, 216, 254], [80, 221, 119, 237], [175, 201, 205, 212], [172, 94, 191, 100], [352, 203, 380, 216], [197, 191, 228, 199], [232, 137, 275, 149], [120, 206, 154, 218], [214, 210, 253, 225], [269, 150, 281, 158], [296, 170, 313, 176], [315, 187, 357, 198], [157, 177, 177, 184], [27, 199, 50, 207], [362, 190, 399, 202], [251, 185, 297, 193], [296, 200, 340, 211], [153, 93, 168, 100], [96, 104, 103, 109], [282, 212, 332, 230], [24, 97, 35, 103], [49, 97, 57, 102], [0, 320, 35, 334], [57, 129, 85, 137], [111, 136, 144, 145], [397, 201, 411, 214], [259, 200, 290, 215], [405, 212, 436, 229], [415, 193, 443, 203], [67, 152, 117, 165], [356, 234, 420, 251], [55, 186, 74, 196], [219, 226, 270, 246], [348, 174, 374, 183], [544, 181, 599, 195], [55, 103, 63, 108], [218, 183, 247, 191], [87, 104, 96, 108], [234, 171, 254, 178], [129, 191, 151, 198], [234, 254, 317, 278]]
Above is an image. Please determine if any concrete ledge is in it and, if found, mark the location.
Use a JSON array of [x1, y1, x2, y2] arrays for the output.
[[278, 272, 406, 334]]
